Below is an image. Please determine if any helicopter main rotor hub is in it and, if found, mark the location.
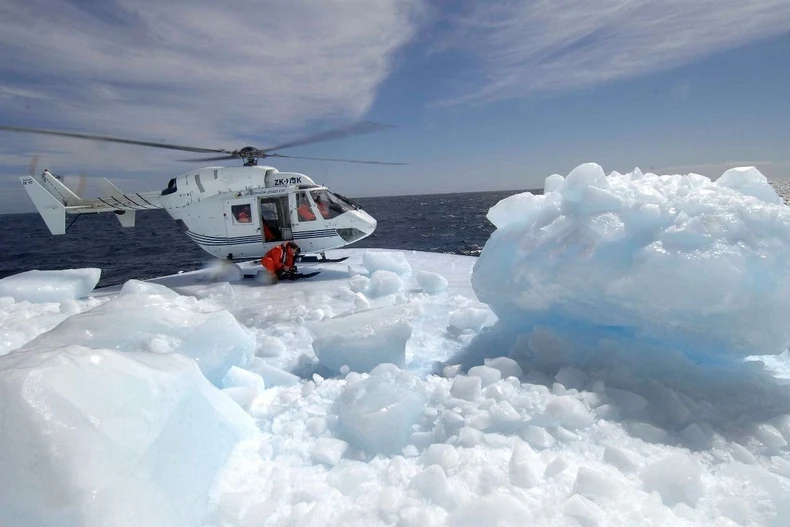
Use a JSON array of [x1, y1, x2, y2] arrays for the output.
[[235, 146, 265, 166]]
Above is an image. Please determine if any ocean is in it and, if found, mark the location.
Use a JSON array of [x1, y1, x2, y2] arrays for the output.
[[0, 190, 532, 288]]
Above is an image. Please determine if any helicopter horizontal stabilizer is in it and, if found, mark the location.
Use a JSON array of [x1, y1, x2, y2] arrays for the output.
[[20, 174, 162, 234], [20, 176, 66, 235]]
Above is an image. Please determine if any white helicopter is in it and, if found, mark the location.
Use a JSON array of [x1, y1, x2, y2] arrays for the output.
[[2, 122, 405, 271]]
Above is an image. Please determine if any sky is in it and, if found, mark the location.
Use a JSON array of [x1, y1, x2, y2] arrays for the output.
[[1, 0, 789, 212]]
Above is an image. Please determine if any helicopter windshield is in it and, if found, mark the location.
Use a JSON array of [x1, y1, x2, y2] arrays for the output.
[[310, 189, 355, 220]]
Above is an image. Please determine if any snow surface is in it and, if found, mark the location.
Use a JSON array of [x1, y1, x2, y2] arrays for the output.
[[2, 164, 790, 527]]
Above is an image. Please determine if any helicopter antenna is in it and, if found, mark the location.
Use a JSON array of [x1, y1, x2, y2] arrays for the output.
[[0, 121, 408, 168], [322, 165, 330, 187]]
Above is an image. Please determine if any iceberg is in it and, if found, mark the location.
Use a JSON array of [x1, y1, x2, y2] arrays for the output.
[[23, 285, 255, 386], [0, 295, 102, 357], [473, 163, 790, 360], [311, 305, 414, 373], [366, 269, 403, 297], [362, 250, 412, 276], [416, 270, 449, 294], [334, 364, 427, 455], [0, 268, 101, 303], [0, 346, 256, 527]]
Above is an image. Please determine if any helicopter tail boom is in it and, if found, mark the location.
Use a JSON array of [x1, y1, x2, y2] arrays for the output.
[[20, 175, 162, 235]]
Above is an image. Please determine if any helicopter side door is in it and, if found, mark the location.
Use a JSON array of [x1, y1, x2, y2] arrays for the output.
[[290, 190, 340, 251], [259, 197, 292, 242]]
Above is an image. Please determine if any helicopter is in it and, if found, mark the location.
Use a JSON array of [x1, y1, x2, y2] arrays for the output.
[[2, 121, 405, 268]]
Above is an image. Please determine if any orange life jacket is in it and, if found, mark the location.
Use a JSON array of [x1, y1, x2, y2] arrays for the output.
[[261, 245, 284, 274], [260, 242, 300, 276], [298, 203, 315, 221]]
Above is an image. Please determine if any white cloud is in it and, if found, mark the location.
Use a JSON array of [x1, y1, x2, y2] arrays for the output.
[[441, 0, 790, 104], [0, 0, 422, 175]]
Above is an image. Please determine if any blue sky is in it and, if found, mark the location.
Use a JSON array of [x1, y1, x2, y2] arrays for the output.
[[1, 0, 789, 212]]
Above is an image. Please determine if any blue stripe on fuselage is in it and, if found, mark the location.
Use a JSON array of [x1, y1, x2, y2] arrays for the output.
[[185, 229, 338, 246]]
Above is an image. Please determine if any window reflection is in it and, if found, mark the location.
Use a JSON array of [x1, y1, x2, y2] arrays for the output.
[[310, 190, 354, 220]]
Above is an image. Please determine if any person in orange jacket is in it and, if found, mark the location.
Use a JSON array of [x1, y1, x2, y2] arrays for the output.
[[260, 241, 301, 281], [260, 244, 282, 276], [297, 194, 316, 221]]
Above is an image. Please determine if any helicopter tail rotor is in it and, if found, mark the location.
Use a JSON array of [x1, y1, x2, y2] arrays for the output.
[[62, 174, 88, 198], [28, 154, 88, 198]]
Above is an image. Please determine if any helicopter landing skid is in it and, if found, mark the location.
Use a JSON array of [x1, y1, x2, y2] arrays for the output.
[[286, 271, 321, 280], [238, 260, 322, 280], [297, 254, 349, 264]]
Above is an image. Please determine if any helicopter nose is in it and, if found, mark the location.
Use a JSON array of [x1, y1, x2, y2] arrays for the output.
[[362, 209, 376, 226], [337, 210, 377, 244], [358, 209, 377, 234]]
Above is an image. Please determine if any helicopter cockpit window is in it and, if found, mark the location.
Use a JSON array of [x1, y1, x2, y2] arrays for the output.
[[310, 189, 353, 220], [296, 192, 316, 222], [232, 204, 252, 224]]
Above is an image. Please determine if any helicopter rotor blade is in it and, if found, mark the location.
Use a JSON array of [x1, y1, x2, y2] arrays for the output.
[[178, 155, 239, 162], [3, 122, 408, 167], [266, 153, 407, 165], [0, 125, 230, 155], [261, 121, 395, 153]]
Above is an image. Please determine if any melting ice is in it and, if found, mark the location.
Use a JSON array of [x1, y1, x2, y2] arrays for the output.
[[2, 163, 790, 527]]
